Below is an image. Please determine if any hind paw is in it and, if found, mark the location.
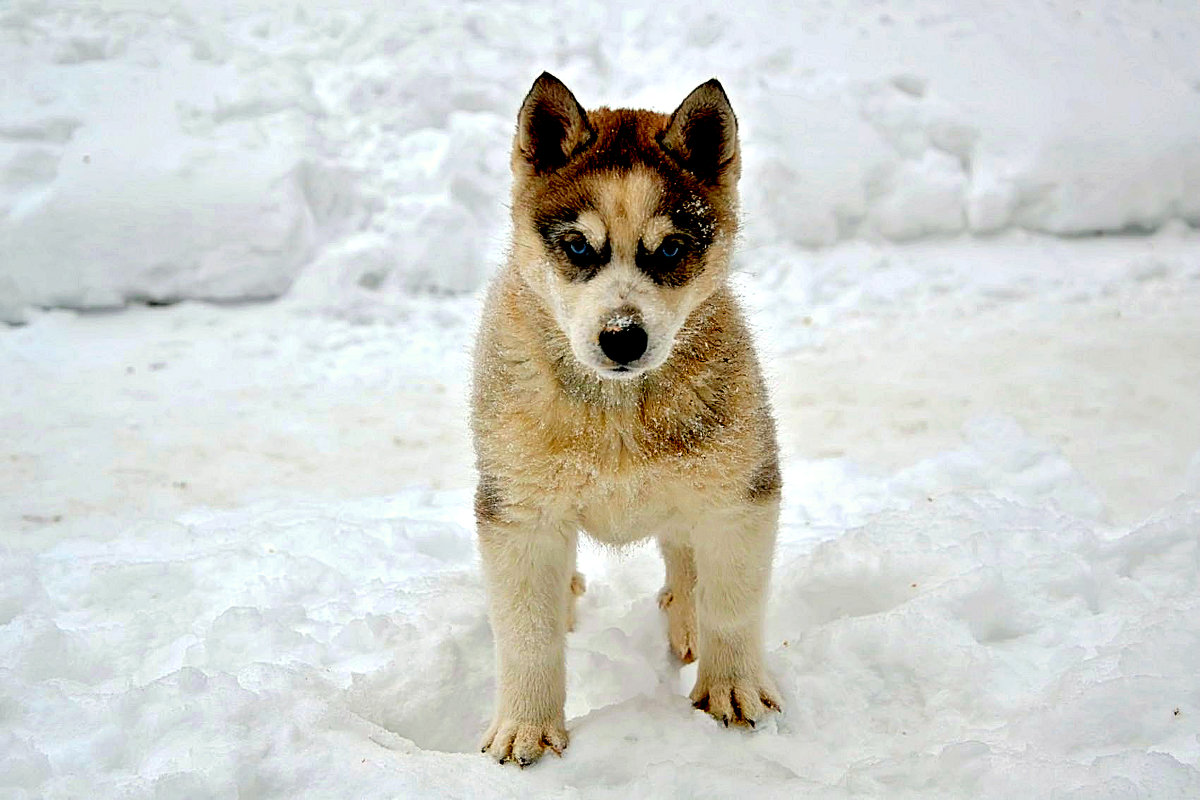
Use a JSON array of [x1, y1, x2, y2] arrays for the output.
[[567, 571, 586, 632], [658, 586, 697, 663]]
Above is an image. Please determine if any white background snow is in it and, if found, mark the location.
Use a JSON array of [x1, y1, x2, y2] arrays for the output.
[[2, 1, 1200, 797]]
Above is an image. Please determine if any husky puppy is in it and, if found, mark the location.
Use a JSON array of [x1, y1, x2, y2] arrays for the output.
[[472, 73, 782, 765]]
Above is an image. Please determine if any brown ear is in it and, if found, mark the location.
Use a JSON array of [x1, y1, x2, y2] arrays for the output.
[[659, 79, 739, 185], [516, 72, 595, 174]]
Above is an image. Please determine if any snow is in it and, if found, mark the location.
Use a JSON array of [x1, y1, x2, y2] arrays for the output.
[[3, 0, 1200, 798]]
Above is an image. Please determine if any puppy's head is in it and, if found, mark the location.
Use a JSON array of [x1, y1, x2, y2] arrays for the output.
[[508, 73, 740, 380]]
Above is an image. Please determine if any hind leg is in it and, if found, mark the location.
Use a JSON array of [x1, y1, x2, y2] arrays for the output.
[[564, 535, 585, 632], [567, 571, 586, 631], [658, 539, 697, 663]]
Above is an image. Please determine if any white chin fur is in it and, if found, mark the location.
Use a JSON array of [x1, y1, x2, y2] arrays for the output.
[[578, 347, 670, 380], [592, 364, 646, 381]]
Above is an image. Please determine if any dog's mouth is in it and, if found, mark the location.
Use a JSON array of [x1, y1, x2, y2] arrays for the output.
[[594, 361, 643, 380], [580, 353, 656, 381]]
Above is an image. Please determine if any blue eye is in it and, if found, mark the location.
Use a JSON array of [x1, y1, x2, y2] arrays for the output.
[[567, 239, 591, 256], [658, 241, 682, 258]]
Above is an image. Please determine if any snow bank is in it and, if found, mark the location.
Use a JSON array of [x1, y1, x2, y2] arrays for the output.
[[2, 419, 1198, 797], [3, 1, 1200, 318], [0, 3, 366, 322]]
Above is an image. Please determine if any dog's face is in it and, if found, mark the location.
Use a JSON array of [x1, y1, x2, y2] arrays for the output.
[[509, 74, 740, 380]]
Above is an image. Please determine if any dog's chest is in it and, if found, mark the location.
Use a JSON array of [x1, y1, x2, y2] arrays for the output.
[[536, 387, 718, 475], [521, 388, 733, 539]]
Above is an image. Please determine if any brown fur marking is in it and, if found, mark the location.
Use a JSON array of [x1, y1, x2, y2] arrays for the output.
[[747, 453, 782, 502], [521, 107, 731, 290], [474, 474, 505, 523]]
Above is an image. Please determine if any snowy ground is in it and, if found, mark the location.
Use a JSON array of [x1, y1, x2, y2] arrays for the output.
[[3, 1, 1200, 798]]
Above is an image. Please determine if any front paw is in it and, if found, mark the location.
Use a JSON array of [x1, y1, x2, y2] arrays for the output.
[[690, 671, 782, 728], [480, 717, 568, 766]]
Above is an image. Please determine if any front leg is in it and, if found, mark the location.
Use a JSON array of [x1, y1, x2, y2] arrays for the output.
[[477, 510, 575, 765], [689, 501, 782, 727]]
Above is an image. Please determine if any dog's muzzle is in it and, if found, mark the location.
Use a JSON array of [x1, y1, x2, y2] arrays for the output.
[[597, 310, 648, 366]]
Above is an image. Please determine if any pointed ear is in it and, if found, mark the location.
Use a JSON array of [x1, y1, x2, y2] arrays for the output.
[[659, 79, 739, 185], [516, 72, 595, 174]]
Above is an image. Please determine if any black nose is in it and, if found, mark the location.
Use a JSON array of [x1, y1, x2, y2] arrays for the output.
[[598, 323, 648, 365]]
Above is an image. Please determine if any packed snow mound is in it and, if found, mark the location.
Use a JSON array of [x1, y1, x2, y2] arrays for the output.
[[0, 5, 369, 323], [2, 433, 1198, 797], [3, 1, 1200, 318]]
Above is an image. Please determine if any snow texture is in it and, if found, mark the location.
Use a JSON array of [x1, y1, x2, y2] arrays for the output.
[[3, 1, 1200, 798]]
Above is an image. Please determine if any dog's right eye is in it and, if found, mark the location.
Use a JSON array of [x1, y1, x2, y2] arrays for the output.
[[561, 236, 598, 264], [554, 233, 608, 281]]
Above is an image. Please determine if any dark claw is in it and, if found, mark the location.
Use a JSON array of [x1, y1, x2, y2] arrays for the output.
[[722, 716, 729, 728], [748, 718, 756, 729], [729, 692, 744, 724], [518, 756, 533, 767], [693, 694, 710, 712]]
